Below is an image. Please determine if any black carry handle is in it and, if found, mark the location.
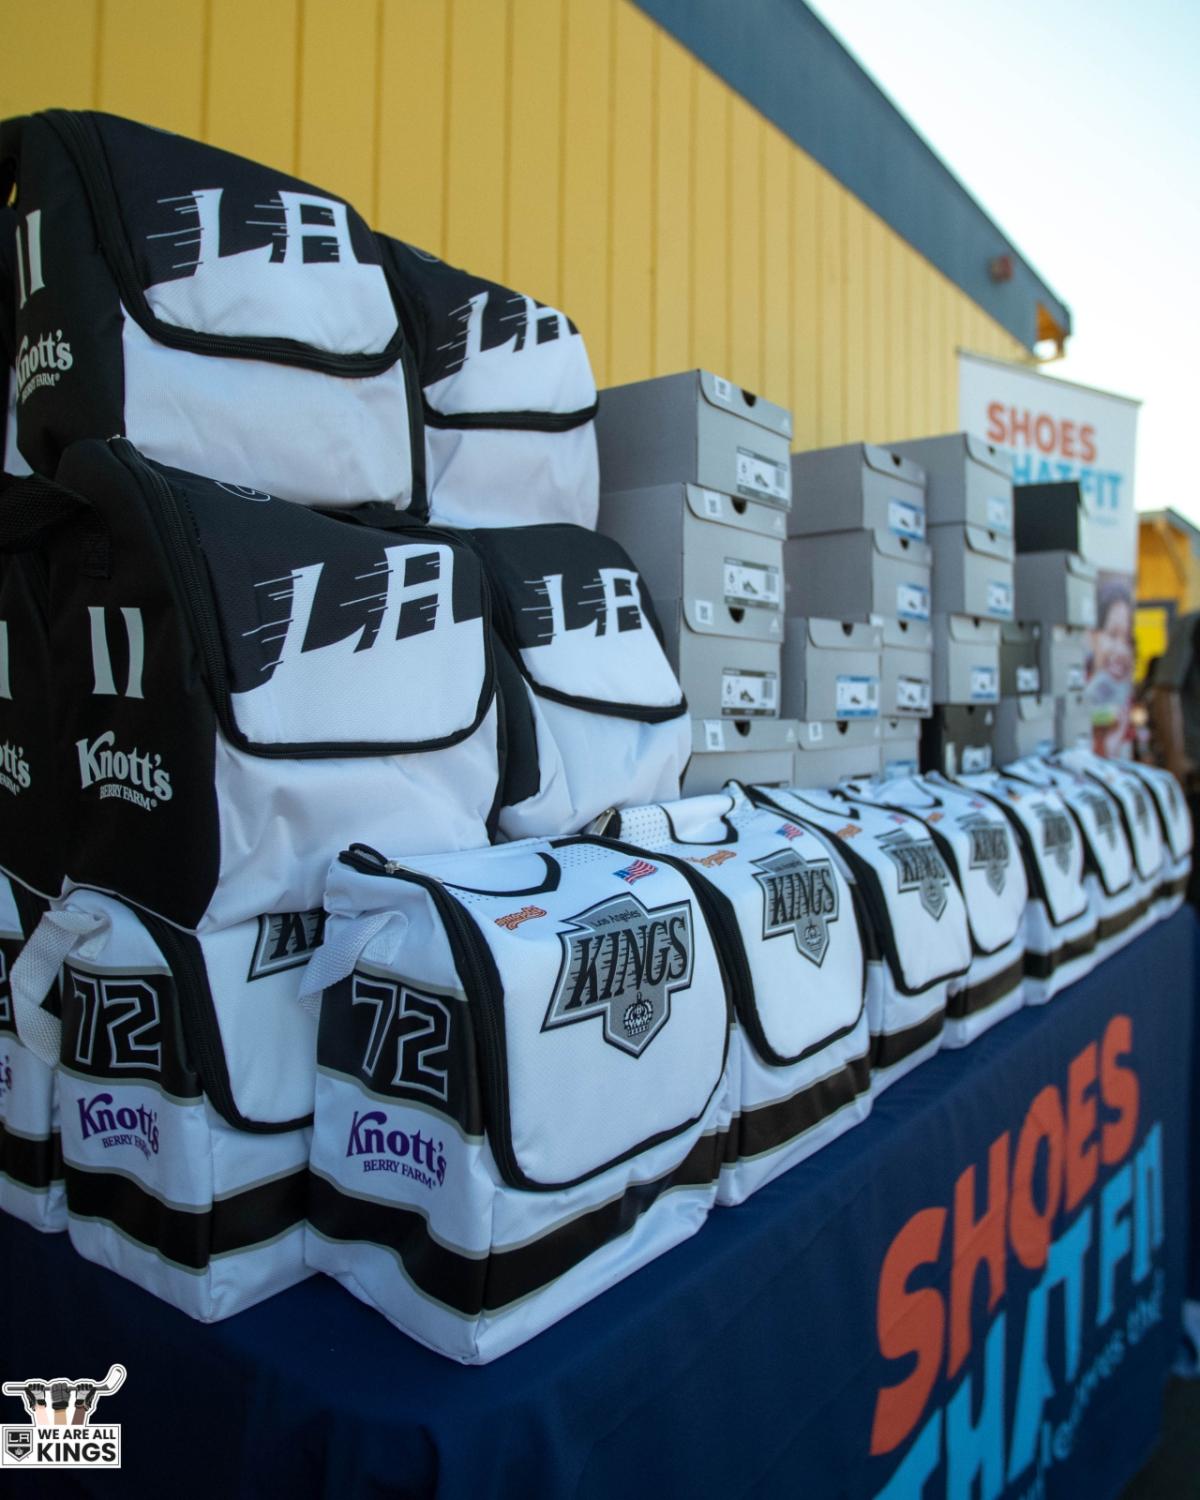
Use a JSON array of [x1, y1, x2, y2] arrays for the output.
[[0, 470, 110, 575]]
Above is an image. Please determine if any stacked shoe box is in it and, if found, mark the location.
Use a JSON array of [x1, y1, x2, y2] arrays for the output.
[[1013, 481, 1097, 749], [890, 434, 1014, 775], [786, 444, 931, 784], [595, 370, 796, 793]]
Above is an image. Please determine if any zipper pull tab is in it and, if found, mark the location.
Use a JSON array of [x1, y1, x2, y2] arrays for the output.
[[584, 807, 618, 836], [342, 842, 402, 874]]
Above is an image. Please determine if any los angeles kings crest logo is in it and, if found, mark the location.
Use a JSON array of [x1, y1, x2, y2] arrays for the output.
[[543, 893, 694, 1057], [878, 828, 950, 921], [751, 847, 840, 966], [961, 816, 1010, 896]]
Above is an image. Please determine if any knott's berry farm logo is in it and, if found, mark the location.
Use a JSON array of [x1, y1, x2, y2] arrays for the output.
[[2, 1363, 124, 1469]]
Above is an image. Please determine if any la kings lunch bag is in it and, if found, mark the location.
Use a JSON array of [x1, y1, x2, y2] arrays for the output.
[[841, 774, 1027, 1047], [0, 110, 422, 509], [380, 236, 598, 530], [601, 788, 871, 1204], [0, 873, 64, 1231], [11, 889, 319, 1320], [303, 835, 731, 1363], [956, 770, 1097, 1003], [746, 785, 971, 1094], [1121, 759, 1193, 914], [1002, 755, 1145, 960], [465, 524, 690, 838], [21, 439, 501, 931], [1052, 747, 1164, 929]]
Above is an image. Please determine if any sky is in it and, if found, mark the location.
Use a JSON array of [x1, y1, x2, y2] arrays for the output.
[[806, 0, 1200, 523]]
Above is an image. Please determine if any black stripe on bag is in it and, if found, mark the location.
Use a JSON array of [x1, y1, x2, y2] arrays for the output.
[[1096, 896, 1154, 944], [1023, 930, 1097, 980], [307, 1131, 722, 1317], [0, 1125, 63, 1192], [727, 1051, 871, 1164], [870, 1010, 945, 1072], [946, 956, 1025, 1021], [1159, 875, 1188, 900], [64, 1164, 307, 1271]]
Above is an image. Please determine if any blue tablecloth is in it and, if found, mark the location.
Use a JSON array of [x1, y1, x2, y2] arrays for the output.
[[3, 910, 1195, 1500]]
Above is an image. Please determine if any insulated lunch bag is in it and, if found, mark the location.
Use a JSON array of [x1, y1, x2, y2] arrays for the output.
[[956, 770, 1097, 1003], [11, 889, 318, 1320], [1120, 759, 1193, 914], [602, 788, 871, 1204], [746, 785, 972, 1093], [1052, 747, 1164, 929], [304, 835, 731, 1362], [466, 524, 690, 837], [20, 440, 501, 931], [0, 872, 63, 1231], [842, 774, 1027, 1047], [1, 110, 421, 508], [381, 236, 598, 529], [1002, 755, 1144, 959]]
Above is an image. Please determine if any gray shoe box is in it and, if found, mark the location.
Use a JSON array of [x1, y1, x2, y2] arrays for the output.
[[881, 716, 921, 778], [785, 528, 931, 625], [595, 370, 793, 508], [1056, 691, 1092, 749], [928, 520, 1015, 620], [993, 694, 1056, 763], [781, 617, 882, 722], [880, 618, 933, 718], [1014, 550, 1098, 629], [599, 483, 785, 644], [923, 704, 997, 777], [889, 432, 1014, 534], [1039, 624, 1088, 696], [1000, 621, 1042, 696], [789, 442, 926, 539], [932, 614, 1001, 706], [682, 717, 799, 795], [656, 601, 781, 718], [791, 717, 882, 787]]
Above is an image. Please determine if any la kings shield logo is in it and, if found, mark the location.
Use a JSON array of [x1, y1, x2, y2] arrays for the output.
[[962, 816, 1009, 896], [1130, 784, 1151, 836], [878, 829, 950, 920], [1036, 804, 1075, 874], [1078, 789, 1118, 847], [751, 847, 839, 966], [543, 894, 693, 1057]]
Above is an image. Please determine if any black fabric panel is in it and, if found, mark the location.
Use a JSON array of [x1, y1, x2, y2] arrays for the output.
[[0, 1125, 62, 1191], [1023, 929, 1098, 980], [946, 955, 1024, 1021], [733, 1050, 870, 1162], [869, 1010, 945, 1071]]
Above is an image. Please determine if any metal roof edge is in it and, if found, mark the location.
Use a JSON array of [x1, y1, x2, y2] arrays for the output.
[[634, 0, 1073, 352]]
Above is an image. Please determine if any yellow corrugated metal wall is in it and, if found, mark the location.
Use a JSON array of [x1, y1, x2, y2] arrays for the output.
[[2, 0, 1030, 448]]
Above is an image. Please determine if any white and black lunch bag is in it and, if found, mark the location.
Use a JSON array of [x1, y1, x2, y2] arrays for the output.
[[843, 774, 1027, 1047], [1053, 747, 1166, 930], [381, 236, 598, 530], [11, 889, 318, 1320], [303, 834, 731, 1363], [601, 787, 871, 1204], [1, 110, 422, 509], [0, 873, 63, 1232], [746, 785, 971, 1094], [466, 523, 690, 838], [19, 441, 501, 931], [1002, 755, 1144, 960], [956, 769, 1097, 1003], [1120, 758, 1193, 915]]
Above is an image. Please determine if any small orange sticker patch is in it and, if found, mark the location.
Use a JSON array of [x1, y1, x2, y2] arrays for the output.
[[835, 823, 861, 839], [688, 850, 737, 868], [494, 905, 548, 931], [927, 811, 944, 824]]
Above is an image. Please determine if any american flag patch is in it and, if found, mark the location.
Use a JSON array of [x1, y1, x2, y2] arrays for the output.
[[776, 822, 804, 841], [615, 859, 657, 884]]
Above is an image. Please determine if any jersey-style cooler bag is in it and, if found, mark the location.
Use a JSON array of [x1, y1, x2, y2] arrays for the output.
[[746, 785, 971, 1094], [1121, 759, 1193, 915], [25, 439, 500, 931], [11, 889, 318, 1320], [1003, 756, 1144, 959], [601, 789, 870, 1203], [1, 110, 421, 509], [466, 524, 689, 838], [956, 770, 1096, 1003], [1052, 748, 1164, 934], [381, 237, 597, 529], [0, 874, 63, 1230], [843, 774, 1027, 1047], [303, 835, 731, 1363]]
